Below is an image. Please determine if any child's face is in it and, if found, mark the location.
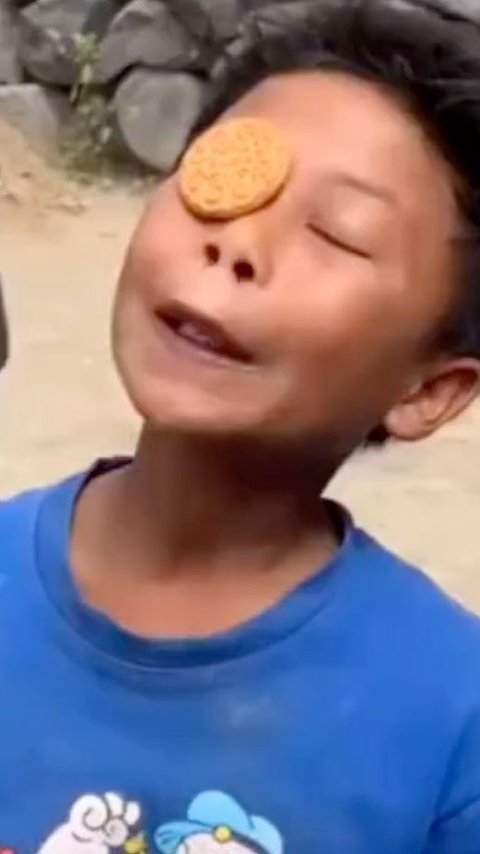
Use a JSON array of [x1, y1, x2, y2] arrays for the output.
[[113, 71, 475, 456]]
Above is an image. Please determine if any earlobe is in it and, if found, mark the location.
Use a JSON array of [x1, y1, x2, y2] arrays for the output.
[[383, 358, 480, 442]]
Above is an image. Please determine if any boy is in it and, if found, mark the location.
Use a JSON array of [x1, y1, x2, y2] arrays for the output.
[[1, 0, 480, 851]]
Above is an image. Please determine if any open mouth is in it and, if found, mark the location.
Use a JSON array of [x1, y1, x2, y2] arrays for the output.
[[156, 302, 254, 367]]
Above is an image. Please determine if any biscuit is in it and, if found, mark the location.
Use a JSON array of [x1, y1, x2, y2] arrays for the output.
[[178, 117, 292, 220]]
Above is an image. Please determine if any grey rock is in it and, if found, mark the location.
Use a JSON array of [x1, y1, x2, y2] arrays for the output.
[[456, 0, 480, 18], [406, 0, 480, 21], [18, 0, 119, 87], [0, 0, 22, 83], [113, 68, 205, 171], [0, 83, 70, 154], [211, 0, 331, 75], [250, 0, 329, 33], [165, 0, 243, 43], [98, 0, 199, 84], [242, 0, 308, 7], [210, 0, 336, 96]]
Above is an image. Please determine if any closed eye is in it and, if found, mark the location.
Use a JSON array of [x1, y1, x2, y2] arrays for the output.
[[307, 224, 373, 260]]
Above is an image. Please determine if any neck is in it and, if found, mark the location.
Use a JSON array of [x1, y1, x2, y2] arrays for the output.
[[95, 427, 339, 575], [72, 428, 342, 636]]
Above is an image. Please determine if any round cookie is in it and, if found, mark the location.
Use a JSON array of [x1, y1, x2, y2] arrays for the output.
[[178, 117, 292, 220]]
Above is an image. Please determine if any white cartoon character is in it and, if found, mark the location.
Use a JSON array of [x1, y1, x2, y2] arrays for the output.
[[37, 792, 147, 854], [155, 791, 283, 854]]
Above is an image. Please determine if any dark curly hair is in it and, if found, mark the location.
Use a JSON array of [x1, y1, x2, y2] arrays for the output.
[[194, 0, 480, 443]]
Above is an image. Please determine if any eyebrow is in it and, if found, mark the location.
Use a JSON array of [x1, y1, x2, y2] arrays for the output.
[[325, 172, 398, 208]]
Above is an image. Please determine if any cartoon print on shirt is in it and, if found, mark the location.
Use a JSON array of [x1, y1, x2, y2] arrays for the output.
[[37, 792, 148, 854], [155, 791, 283, 854]]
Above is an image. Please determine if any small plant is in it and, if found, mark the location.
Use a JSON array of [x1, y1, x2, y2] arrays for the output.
[[62, 32, 114, 174]]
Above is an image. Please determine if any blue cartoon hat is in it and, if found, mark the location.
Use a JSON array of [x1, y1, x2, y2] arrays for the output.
[[155, 791, 283, 854]]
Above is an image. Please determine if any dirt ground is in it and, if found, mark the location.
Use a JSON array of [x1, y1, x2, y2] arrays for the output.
[[2, 121, 480, 612]]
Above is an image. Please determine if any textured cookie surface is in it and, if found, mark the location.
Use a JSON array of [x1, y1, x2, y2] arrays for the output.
[[178, 117, 292, 220]]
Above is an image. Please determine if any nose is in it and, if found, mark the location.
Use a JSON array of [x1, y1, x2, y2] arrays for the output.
[[203, 241, 256, 283], [201, 219, 272, 287]]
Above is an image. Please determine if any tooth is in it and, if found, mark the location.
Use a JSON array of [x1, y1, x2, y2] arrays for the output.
[[180, 322, 217, 350]]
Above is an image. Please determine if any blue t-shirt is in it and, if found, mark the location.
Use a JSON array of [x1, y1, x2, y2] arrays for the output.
[[1, 461, 480, 854]]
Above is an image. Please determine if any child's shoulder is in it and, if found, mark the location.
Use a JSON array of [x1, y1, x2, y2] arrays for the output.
[[0, 461, 117, 545], [358, 526, 477, 618], [353, 525, 480, 681], [0, 483, 48, 549], [0, 470, 87, 570]]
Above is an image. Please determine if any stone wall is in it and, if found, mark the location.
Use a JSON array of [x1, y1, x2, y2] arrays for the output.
[[0, 0, 477, 171], [0, 0, 310, 171]]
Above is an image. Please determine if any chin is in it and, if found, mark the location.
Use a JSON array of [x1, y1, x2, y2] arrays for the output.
[[117, 362, 261, 439], [113, 342, 275, 442]]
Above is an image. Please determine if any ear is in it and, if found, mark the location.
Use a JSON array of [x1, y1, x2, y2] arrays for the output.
[[383, 358, 480, 441]]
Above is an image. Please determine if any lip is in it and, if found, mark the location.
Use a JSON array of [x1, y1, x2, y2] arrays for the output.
[[154, 301, 257, 370]]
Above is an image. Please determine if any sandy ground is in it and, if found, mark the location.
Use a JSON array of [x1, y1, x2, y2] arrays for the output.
[[1, 121, 480, 612]]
